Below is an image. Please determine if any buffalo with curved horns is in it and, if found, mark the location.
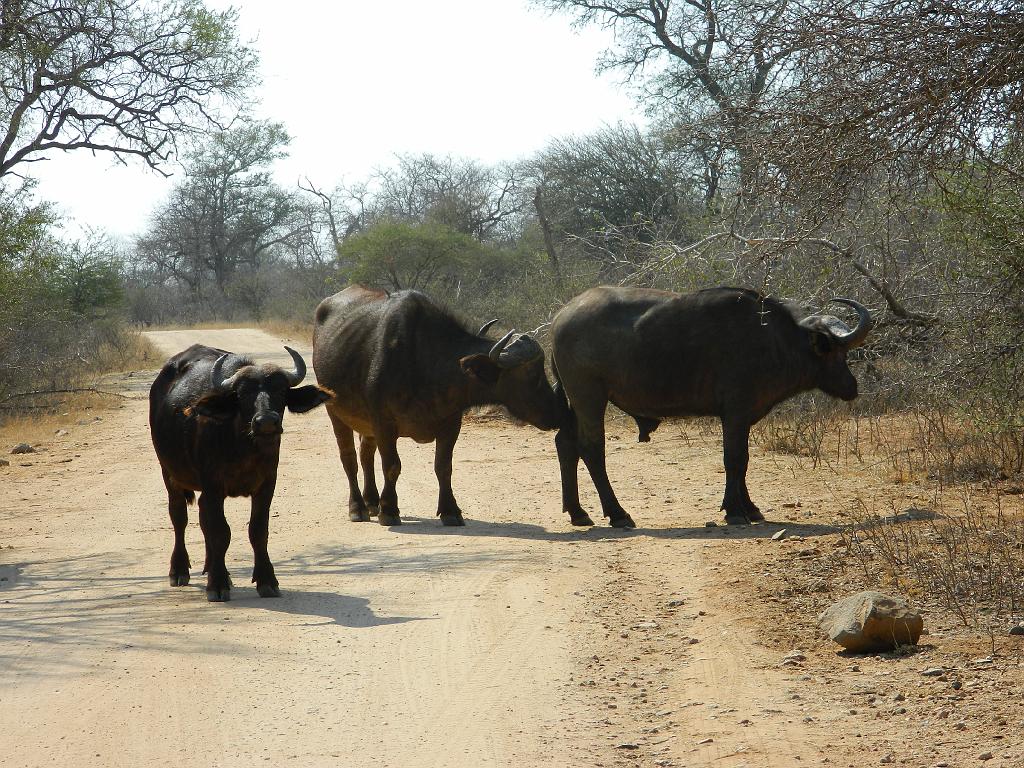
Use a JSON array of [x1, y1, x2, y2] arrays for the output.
[[149, 344, 332, 601], [550, 286, 872, 528], [312, 285, 565, 526]]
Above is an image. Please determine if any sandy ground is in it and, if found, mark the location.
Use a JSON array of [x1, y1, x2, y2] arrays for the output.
[[2, 328, 1021, 767]]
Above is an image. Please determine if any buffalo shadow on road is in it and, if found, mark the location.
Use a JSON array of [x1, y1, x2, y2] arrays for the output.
[[241, 587, 425, 629], [379, 515, 842, 543], [0, 548, 429, 677]]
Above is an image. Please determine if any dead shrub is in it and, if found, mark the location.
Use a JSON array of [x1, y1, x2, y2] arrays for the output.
[[839, 491, 1024, 648]]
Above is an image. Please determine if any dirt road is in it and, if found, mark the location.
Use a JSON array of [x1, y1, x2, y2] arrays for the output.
[[1, 328, 889, 767]]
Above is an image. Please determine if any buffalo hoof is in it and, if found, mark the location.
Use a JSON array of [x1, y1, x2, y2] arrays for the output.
[[440, 513, 466, 527], [206, 587, 231, 602], [257, 583, 281, 598], [724, 514, 750, 526], [569, 511, 595, 526], [378, 510, 402, 526], [745, 508, 765, 523], [609, 513, 636, 529], [169, 572, 190, 587], [367, 505, 380, 518], [348, 508, 371, 522]]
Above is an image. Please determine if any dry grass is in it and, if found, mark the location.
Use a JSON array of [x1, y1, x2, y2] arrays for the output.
[[839, 491, 1024, 646], [0, 390, 128, 449], [258, 318, 314, 344], [0, 327, 157, 433], [750, 404, 1024, 651]]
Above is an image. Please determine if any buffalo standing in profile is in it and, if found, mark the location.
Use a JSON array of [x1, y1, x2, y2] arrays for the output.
[[312, 285, 565, 526], [551, 286, 872, 528], [149, 344, 331, 601]]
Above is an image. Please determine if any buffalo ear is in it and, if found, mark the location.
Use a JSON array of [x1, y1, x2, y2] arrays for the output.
[[186, 391, 238, 421], [287, 385, 333, 413], [460, 354, 501, 384], [810, 330, 836, 357]]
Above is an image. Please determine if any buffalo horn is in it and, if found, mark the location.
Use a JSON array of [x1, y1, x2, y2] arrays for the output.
[[478, 318, 499, 337], [211, 353, 237, 392], [488, 330, 516, 362], [488, 330, 543, 368], [827, 298, 873, 349], [283, 346, 307, 386]]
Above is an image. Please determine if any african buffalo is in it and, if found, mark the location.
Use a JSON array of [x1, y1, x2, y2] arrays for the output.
[[149, 344, 331, 601], [551, 286, 872, 528], [312, 285, 565, 526]]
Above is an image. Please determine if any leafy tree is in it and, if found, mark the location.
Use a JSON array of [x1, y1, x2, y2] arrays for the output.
[[56, 230, 124, 317], [364, 154, 527, 243], [0, 0, 257, 179], [337, 220, 489, 293]]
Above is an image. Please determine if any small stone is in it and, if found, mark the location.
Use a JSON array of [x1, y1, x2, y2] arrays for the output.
[[978, 752, 993, 761], [922, 668, 945, 677], [1008, 623, 1024, 636], [667, 599, 685, 608], [950, 679, 962, 690], [615, 743, 639, 750], [0, 458, 9, 468], [892, 692, 905, 702], [633, 621, 659, 630], [697, 738, 714, 745], [11, 443, 35, 454], [55, 429, 69, 437], [687, 637, 699, 644], [771, 529, 788, 541], [704, 521, 718, 527]]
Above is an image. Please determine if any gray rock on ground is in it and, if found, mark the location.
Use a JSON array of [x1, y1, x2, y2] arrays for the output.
[[11, 443, 35, 454], [818, 591, 924, 653]]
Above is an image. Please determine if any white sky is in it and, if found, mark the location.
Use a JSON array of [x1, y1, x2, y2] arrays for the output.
[[29, 0, 642, 240]]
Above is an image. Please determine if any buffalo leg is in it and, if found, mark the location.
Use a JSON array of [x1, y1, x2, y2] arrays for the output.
[[576, 397, 635, 529], [358, 434, 380, 517], [434, 415, 464, 526], [555, 417, 594, 526], [720, 418, 763, 524], [164, 471, 191, 586], [198, 492, 232, 602], [328, 411, 370, 522], [375, 424, 403, 526], [249, 480, 280, 598]]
